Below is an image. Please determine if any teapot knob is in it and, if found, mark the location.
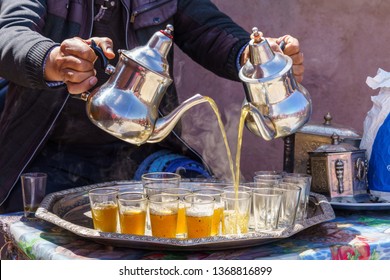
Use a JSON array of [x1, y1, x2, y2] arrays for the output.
[[165, 24, 174, 35], [161, 24, 174, 39], [251, 27, 262, 43]]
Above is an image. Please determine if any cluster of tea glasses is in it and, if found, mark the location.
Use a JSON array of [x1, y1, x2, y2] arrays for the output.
[[88, 171, 312, 239]]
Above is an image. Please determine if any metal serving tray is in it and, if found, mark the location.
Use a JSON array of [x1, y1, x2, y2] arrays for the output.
[[36, 181, 335, 251]]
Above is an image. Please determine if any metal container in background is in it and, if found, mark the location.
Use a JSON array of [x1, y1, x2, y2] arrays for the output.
[[283, 112, 361, 174], [308, 133, 368, 202]]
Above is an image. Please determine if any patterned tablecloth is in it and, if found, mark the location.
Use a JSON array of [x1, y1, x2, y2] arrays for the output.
[[1, 210, 390, 260]]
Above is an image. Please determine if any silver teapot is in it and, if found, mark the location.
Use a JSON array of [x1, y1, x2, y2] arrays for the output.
[[82, 25, 207, 145], [239, 27, 312, 140]]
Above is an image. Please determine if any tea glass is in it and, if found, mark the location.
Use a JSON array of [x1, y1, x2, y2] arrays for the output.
[[114, 182, 144, 194], [117, 192, 147, 235], [254, 170, 284, 178], [252, 188, 282, 232], [254, 173, 283, 185], [88, 187, 119, 233], [221, 191, 251, 235], [142, 172, 181, 233], [222, 185, 252, 194], [142, 172, 181, 197], [197, 182, 232, 191], [20, 172, 47, 219], [162, 188, 192, 238], [282, 173, 312, 222], [184, 194, 215, 238], [148, 193, 179, 238], [223, 185, 253, 230], [193, 188, 224, 236], [275, 183, 301, 228]]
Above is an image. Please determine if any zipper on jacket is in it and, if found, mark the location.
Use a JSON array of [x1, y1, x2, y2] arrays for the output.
[[120, 0, 131, 49], [90, 0, 136, 50], [130, 0, 173, 23], [88, 0, 95, 37]]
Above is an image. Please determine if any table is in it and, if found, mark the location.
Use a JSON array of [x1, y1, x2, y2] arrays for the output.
[[1, 209, 390, 260]]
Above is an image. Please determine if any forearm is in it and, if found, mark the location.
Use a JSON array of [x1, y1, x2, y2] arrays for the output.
[[0, 0, 57, 89], [174, 0, 249, 81]]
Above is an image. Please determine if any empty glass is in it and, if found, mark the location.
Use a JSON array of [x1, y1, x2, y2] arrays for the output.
[[282, 173, 312, 222], [252, 188, 282, 232], [254, 170, 284, 183], [275, 183, 301, 228]]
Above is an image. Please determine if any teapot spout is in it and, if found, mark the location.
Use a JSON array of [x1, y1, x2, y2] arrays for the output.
[[245, 102, 276, 141], [147, 94, 208, 143]]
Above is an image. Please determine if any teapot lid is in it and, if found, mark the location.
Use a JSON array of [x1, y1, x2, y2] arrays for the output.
[[120, 25, 174, 78], [298, 112, 361, 138], [239, 27, 292, 82], [312, 133, 360, 153]]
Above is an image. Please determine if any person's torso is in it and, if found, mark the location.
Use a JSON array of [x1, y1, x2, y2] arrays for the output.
[[49, 0, 127, 145]]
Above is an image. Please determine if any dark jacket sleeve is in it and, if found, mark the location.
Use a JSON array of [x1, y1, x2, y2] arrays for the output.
[[174, 0, 250, 81], [0, 0, 57, 89]]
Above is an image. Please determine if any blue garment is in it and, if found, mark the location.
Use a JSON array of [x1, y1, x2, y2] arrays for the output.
[[0, 77, 7, 113], [134, 150, 212, 180], [368, 113, 390, 192]]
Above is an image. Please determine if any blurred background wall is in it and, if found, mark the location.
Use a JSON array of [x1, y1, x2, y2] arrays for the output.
[[173, 0, 390, 181]]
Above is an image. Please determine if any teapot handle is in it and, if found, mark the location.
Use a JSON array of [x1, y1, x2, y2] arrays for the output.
[[279, 40, 286, 51], [90, 40, 115, 75], [70, 40, 115, 101]]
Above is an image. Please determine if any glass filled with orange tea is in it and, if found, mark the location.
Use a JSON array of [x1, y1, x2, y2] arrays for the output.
[[193, 188, 223, 236], [88, 187, 119, 233], [162, 188, 192, 239], [148, 193, 179, 238], [184, 194, 215, 239], [118, 192, 147, 235]]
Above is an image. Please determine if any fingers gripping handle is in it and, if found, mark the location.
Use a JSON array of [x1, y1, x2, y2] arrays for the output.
[[71, 40, 115, 101]]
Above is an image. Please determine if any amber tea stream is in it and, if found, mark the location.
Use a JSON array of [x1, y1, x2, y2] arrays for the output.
[[202, 97, 252, 234]]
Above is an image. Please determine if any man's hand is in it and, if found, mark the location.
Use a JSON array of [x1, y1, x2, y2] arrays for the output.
[[240, 34, 304, 83], [274, 35, 304, 83], [44, 37, 115, 94]]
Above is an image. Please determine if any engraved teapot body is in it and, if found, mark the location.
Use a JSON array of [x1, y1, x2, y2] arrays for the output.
[[84, 25, 207, 145], [239, 28, 312, 141]]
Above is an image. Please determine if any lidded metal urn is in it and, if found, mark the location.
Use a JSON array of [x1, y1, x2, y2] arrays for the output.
[[308, 133, 368, 202], [283, 112, 361, 174]]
